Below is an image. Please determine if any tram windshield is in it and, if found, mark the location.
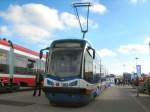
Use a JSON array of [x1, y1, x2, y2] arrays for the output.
[[49, 48, 82, 77]]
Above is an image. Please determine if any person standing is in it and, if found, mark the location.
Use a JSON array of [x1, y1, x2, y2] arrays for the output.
[[135, 76, 139, 97], [114, 78, 117, 85], [33, 73, 43, 96]]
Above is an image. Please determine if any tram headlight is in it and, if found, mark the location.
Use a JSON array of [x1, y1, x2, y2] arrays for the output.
[[69, 80, 78, 86], [47, 79, 54, 85]]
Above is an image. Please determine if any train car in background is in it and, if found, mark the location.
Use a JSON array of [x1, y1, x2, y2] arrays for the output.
[[0, 39, 45, 88], [42, 39, 103, 105]]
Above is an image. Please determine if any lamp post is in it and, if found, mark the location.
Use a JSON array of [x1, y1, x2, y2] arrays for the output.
[[123, 64, 126, 73], [135, 57, 139, 66], [135, 57, 140, 96], [148, 42, 150, 55]]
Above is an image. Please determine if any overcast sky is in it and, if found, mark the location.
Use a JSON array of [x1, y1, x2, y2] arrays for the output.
[[0, 0, 150, 75]]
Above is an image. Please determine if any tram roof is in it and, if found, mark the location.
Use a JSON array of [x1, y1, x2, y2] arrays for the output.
[[0, 39, 46, 59], [51, 39, 91, 47]]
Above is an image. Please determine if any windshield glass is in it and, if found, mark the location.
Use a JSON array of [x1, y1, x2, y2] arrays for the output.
[[49, 48, 82, 77]]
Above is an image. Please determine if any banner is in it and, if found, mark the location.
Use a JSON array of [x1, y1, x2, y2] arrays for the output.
[[136, 65, 141, 76]]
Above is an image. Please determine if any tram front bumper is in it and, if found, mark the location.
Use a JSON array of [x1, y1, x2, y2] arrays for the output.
[[43, 87, 93, 105], [43, 87, 87, 95]]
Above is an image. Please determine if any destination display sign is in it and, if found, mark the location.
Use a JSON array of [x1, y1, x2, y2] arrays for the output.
[[54, 42, 82, 48]]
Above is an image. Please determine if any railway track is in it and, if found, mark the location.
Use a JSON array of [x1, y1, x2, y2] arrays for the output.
[[0, 87, 34, 94]]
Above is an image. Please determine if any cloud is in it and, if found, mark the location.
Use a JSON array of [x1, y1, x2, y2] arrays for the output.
[[129, 0, 147, 4], [90, 3, 107, 15], [109, 60, 135, 74], [0, 4, 63, 45], [98, 48, 117, 58], [108, 37, 150, 74], [79, 0, 107, 15], [80, 0, 95, 2], [14, 24, 51, 44], [60, 12, 79, 28], [100, 37, 150, 74], [0, 26, 12, 36], [118, 44, 148, 54], [0, 3, 97, 46], [144, 37, 150, 44], [60, 12, 98, 30], [0, 4, 63, 30], [111, 57, 150, 74], [0, 26, 8, 34], [118, 38, 150, 55], [60, 12, 96, 28]]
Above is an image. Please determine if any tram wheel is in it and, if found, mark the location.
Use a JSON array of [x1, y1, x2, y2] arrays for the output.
[[49, 101, 57, 106]]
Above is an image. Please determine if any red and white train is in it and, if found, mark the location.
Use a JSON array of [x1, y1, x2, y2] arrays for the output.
[[0, 39, 45, 87]]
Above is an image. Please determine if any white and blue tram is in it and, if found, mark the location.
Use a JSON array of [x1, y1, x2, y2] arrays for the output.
[[42, 39, 102, 105]]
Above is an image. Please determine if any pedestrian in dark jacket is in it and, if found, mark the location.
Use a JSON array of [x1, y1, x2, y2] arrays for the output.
[[114, 78, 117, 85], [33, 74, 43, 96]]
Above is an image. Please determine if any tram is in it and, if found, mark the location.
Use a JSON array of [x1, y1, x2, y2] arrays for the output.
[[42, 39, 102, 105], [0, 39, 45, 89]]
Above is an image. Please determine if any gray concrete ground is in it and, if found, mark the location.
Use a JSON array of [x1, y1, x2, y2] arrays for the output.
[[0, 86, 150, 112]]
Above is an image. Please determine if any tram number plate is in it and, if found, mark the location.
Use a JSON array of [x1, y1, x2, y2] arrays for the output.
[[62, 83, 68, 87]]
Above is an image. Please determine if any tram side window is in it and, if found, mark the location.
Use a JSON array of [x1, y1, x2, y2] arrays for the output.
[[27, 59, 35, 69], [0, 51, 9, 74], [93, 60, 100, 82], [84, 50, 93, 82], [27, 59, 36, 74], [15, 55, 37, 75], [15, 55, 27, 74]]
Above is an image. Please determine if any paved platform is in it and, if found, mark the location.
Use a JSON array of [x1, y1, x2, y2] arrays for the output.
[[0, 86, 150, 112]]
